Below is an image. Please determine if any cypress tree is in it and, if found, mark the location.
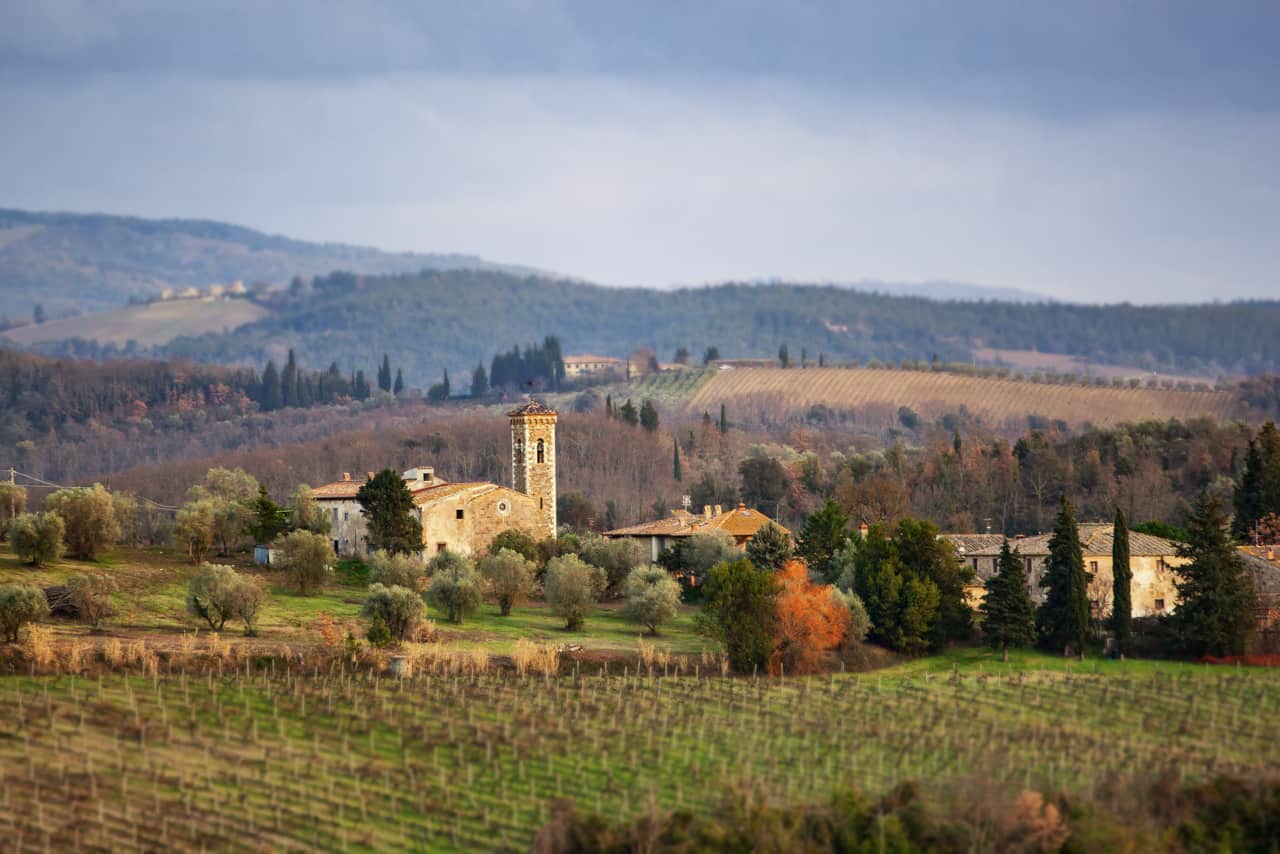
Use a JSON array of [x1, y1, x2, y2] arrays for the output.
[[980, 540, 1036, 660], [719, 403, 728, 434], [620, 399, 639, 426], [1233, 437, 1265, 542], [1171, 492, 1258, 657], [1036, 497, 1091, 657], [281, 349, 298, 408], [260, 360, 283, 411], [778, 344, 790, 368], [378, 354, 392, 392], [470, 362, 488, 398], [673, 439, 682, 482], [1110, 508, 1132, 653], [442, 368, 450, 398], [393, 368, 404, 396]]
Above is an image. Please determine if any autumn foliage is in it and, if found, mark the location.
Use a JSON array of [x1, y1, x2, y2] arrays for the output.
[[770, 559, 850, 674]]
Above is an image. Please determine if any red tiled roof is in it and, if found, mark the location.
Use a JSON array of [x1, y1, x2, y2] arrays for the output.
[[312, 476, 449, 501], [605, 503, 789, 540]]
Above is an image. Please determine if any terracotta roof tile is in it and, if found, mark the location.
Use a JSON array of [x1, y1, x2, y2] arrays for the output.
[[605, 503, 789, 540]]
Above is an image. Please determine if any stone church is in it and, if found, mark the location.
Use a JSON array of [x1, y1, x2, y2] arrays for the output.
[[312, 401, 557, 559]]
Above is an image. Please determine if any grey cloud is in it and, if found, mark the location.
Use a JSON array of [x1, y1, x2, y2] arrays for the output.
[[2, 73, 1275, 303]]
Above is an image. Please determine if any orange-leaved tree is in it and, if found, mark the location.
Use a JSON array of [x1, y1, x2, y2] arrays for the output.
[[771, 559, 851, 674]]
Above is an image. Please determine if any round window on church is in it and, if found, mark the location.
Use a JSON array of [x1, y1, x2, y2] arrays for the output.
[[497, 500, 510, 516]]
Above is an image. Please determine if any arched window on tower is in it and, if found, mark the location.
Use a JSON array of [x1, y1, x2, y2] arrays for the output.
[[536, 438, 545, 464]]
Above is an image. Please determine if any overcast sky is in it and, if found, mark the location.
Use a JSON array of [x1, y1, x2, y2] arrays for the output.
[[2, 1, 1278, 302]]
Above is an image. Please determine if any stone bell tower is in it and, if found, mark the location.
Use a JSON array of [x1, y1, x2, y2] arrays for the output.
[[508, 400, 557, 537]]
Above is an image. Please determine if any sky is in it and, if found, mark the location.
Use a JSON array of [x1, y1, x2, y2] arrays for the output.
[[2, 1, 1278, 303]]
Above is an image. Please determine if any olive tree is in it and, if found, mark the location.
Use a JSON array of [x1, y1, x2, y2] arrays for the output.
[[186, 563, 264, 635], [8, 512, 65, 567], [45, 484, 119, 560], [290, 484, 330, 534], [66, 573, 117, 630], [478, 548, 535, 616], [0, 483, 27, 538], [174, 498, 217, 564], [578, 535, 648, 597], [0, 584, 49, 642], [425, 551, 482, 624], [361, 583, 424, 642], [544, 554, 607, 630], [620, 566, 682, 635], [368, 550, 426, 590], [277, 529, 335, 595]]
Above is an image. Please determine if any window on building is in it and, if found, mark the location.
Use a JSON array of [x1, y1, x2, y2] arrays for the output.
[[1157, 558, 1167, 572], [1154, 598, 1166, 611], [1025, 557, 1032, 573], [456, 508, 464, 520], [343, 511, 349, 521], [331, 507, 338, 523], [1090, 560, 1098, 573], [436, 542, 447, 553], [536, 438, 545, 463], [539, 497, 544, 509], [971, 557, 978, 571]]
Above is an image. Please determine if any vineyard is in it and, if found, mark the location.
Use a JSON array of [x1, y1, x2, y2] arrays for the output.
[[4, 651, 1279, 851], [687, 367, 1238, 428]]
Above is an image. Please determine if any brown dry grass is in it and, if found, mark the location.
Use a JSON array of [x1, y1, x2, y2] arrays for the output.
[[688, 367, 1237, 428]]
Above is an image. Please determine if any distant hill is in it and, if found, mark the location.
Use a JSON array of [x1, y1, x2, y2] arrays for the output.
[[0, 208, 535, 318], [104, 269, 1280, 385]]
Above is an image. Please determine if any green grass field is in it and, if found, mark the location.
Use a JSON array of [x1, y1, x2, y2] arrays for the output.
[[0, 544, 706, 658]]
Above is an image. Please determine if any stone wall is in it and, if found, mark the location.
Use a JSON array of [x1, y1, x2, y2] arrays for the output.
[[420, 487, 546, 557]]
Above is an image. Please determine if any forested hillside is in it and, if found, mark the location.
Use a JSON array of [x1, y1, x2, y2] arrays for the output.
[[132, 269, 1280, 384], [0, 208, 528, 317]]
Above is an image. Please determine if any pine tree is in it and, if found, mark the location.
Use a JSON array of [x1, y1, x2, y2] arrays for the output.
[[639, 399, 659, 432], [1171, 492, 1258, 657], [673, 439, 682, 482], [282, 349, 298, 408], [980, 540, 1036, 660], [260, 360, 283, 411], [719, 403, 728, 434], [795, 499, 850, 581], [378, 354, 392, 392], [1036, 497, 1091, 657], [393, 368, 404, 396], [470, 362, 488, 398], [1110, 508, 1132, 653]]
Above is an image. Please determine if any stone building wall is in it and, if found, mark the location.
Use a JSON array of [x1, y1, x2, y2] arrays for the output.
[[419, 487, 545, 557], [510, 412, 557, 537]]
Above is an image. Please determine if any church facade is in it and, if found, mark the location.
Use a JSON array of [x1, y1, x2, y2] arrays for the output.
[[312, 402, 558, 559]]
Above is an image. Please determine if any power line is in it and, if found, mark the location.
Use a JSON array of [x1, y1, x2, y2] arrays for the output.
[[0, 466, 181, 512]]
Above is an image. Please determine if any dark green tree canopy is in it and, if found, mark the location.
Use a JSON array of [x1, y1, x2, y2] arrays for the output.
[[1036, 498, 1091, 655], [795, 499, 849, 581], [746, 522, 793, 573], [1171, 492, 1258, 657], [697, 557, 778, 673], [356, 470, 423, 555], [980, 540, 1036, 655], [1110, 508, 1132, 648]]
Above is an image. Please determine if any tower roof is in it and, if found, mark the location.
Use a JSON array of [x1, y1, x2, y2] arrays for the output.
[[507, 400, 557, 417]]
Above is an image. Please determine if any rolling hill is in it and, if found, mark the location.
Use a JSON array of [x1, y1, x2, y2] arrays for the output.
[[2, 296, 268, 348], [685, 367, 1239, 429], [0, 208, 535, 318]]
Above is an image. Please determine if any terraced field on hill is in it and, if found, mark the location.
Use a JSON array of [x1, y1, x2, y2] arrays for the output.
[[687, 367, 1238, 428], [2, 298, 268, 348]]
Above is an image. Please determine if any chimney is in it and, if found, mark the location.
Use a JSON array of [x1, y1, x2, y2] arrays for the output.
[[342, 472, 351, 482], [738, 502, 747, 513], [703, 505, 712, 520], [858, 521, 869, 539], [366, 472, 375, 481], [713, 505, 722, 515]]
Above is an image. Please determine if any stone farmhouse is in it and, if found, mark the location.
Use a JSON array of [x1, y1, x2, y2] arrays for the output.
[[605, 503, 789, 563], [562, 354, 627, 379], [312, 402, 558, 560], [942, 525, 1186, 620]]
